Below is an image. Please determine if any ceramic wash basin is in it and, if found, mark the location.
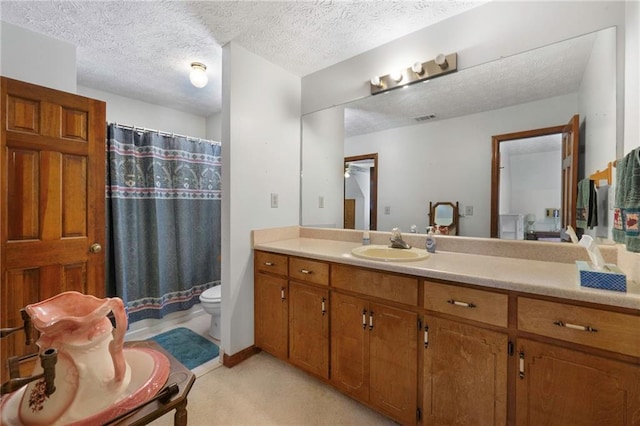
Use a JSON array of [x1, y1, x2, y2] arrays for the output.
[[351, 245, 430, 262]]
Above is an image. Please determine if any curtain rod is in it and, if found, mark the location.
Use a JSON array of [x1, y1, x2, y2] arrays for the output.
[[111, 122, 220, 146]]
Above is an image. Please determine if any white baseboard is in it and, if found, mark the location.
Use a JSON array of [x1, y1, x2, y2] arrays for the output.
[[125, 305, 206, 341]]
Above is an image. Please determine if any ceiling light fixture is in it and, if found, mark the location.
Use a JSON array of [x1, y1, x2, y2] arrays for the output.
[[369, 53, 457, 95], [344, 167, 351, 178], [189, 62, 208, 88]]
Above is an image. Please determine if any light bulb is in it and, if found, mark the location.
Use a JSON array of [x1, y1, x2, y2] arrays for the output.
[[370, 76, 382, 87], [435, 54, 448, 69], [411, 62, 423, 74], [190, 62, 208, 88], [390, 70, 403, 82]]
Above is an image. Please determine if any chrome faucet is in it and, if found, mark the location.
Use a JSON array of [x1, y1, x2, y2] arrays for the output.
[[389, 227, 411, 249]]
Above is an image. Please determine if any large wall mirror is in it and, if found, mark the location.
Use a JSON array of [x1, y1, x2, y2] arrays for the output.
[[301, 27, 617, 239]]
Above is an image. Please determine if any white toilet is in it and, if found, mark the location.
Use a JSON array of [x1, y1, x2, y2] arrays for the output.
[[199, 285, 221, 339]]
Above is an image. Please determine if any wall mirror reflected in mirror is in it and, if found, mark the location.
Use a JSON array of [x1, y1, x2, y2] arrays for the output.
[[301, 27, 618, 242]]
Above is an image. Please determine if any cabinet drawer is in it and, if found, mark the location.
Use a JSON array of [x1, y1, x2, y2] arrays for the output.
[[331, 264, 418, 306], [289, 257, 329, 286], [518, 297, 640, 357], [255, 251, 288, 276], [424, 281, 508, 328]]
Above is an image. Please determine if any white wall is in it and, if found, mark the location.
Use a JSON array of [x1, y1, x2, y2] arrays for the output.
[[77, 86, 208, 139], [508, 149, 562, 232], [344, 93, 577, 237], [206, 112, 222, 142], [302, 2, 625, 116], [301, 106, 344, 228], [579, 27, 617, 178], [221, 42, 300, 356], [0, 21, 76, 93], [625, 0, 640, 154]]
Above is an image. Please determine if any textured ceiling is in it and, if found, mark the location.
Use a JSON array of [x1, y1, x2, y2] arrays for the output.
[[0, 0, 483, 117], [344, 31, 597, 138]]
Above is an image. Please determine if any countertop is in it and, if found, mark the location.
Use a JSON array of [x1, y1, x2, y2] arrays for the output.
[[254, 237, 640, 311]]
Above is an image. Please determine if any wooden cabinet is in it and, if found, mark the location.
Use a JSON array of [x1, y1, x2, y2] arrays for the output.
[[254, 252, 288, 360], [331, 292, 418, 425], [423, 281, 509, 425], [254, 249, 640, 426], [516, 297, 640, 424], [288, 281, 329, 379], [422, 316, 508, 425], [516, 339, 640, 425]]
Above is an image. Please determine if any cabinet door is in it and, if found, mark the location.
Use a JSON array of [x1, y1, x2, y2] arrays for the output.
[[289, 282, 329, 379], [254, 274, 288, 359], [516, 339, 640, 425], [369, 302, 418, 425], [330, 292, 369, 401], [423, 316, 508, 425]]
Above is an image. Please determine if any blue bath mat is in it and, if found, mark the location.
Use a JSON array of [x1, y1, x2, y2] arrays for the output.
[[150, 327, 219, 370]]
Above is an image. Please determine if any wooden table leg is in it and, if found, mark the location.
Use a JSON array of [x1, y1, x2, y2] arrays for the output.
[[174, 398, 188, 426]]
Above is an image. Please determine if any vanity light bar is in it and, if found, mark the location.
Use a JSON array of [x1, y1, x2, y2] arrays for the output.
[[370, 53, 458, 95]]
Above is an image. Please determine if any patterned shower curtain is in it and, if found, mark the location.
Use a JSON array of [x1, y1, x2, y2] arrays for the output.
[[106, 123, 221, 323]]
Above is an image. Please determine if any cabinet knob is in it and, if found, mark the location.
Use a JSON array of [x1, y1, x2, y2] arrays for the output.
[[90, 243, 102, 253]]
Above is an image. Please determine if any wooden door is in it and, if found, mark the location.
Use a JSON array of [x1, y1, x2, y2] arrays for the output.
[[516, 339, 640, 425], [344, 199, 355, 229], [330, 292, 369, 401], [423, 316, 508, 425], [254, 274, 288, 359], [561, 114, 579, 231], [288, 282, 329, 379], [1, 78, 106, 374], [369, 302, 418, 425]]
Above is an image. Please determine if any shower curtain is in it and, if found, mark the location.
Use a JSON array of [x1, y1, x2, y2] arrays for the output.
[[106, 123, 221, 323]]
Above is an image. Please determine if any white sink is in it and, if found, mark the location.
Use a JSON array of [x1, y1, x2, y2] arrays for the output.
[[351, 245, 430, 262]]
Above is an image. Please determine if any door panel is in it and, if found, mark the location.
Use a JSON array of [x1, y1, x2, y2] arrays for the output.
[[516, 339, 640, 425], [369, 302, 418, 425], [254, 274, 288, 359], [330, 292, 369, 400], [561, 114, 579, 231], [423, 316, 508, 425], [1, 77, 106, 380], [289, 282, 329, 378]]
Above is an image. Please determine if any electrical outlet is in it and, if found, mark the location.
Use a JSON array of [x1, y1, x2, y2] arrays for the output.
[[270, 193, 278, 208], [384, 206, 391, 215], [319, 196, 324, 208], [465, 205, 473, 216]]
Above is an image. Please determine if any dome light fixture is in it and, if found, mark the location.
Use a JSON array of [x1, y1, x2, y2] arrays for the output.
[[189, 62, 208, 88]]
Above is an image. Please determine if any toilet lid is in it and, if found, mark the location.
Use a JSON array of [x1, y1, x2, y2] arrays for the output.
[[200, 285, 221, 302]]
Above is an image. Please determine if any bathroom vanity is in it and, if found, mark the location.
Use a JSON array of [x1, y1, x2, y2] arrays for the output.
[[253, 227, 640, 425]]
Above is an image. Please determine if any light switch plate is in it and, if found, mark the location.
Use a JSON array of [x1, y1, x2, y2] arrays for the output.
[[270, 193, 278, 208]]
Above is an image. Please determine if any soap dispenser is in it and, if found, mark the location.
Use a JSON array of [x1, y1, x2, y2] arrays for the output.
[[426, 226, 436, 253]]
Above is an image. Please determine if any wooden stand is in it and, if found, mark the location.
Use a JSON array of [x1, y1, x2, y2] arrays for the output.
[[110, 340, 196, 426]]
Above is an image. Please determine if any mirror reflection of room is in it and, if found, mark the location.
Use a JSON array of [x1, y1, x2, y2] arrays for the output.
[[302, 27, 618, 243]]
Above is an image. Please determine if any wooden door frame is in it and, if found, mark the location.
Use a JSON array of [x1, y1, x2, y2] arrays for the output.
[[344, 153, 378, 231], [490, 125, 565, 238]]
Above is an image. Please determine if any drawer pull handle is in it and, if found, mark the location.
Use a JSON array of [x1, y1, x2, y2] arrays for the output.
[[554, 321, 597, 333], [281, 287, 285, 301], [264, 262, 274, 266], [321, 297, 326, 316], [447, 299, 476, 308], [369, 311, 374, 330], [519, 352, 525, 379], [362, 309, 367, 329], [299, 269, 313, 274]]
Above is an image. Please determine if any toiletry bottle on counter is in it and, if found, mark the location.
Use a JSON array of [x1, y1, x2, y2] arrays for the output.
[[362, 231, 371, 245], [426, 227, 436, 253]]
